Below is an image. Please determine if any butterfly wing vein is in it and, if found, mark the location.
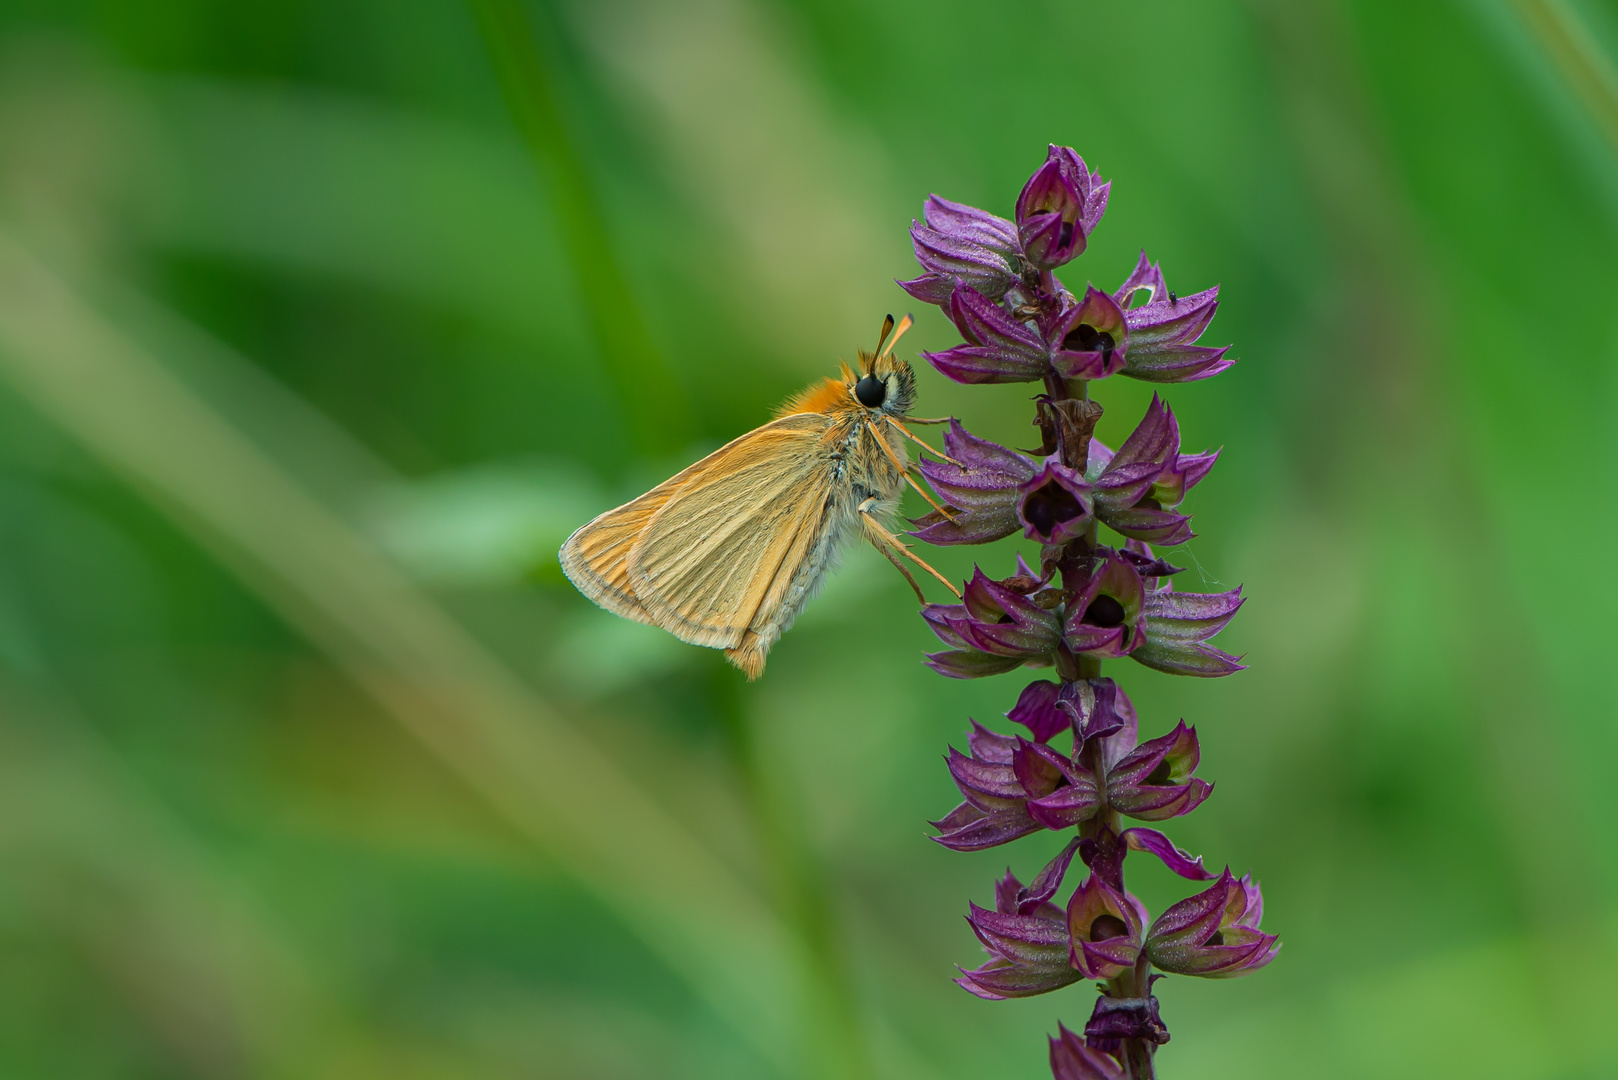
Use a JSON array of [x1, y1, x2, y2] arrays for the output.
[[560, 415, 840, 654]]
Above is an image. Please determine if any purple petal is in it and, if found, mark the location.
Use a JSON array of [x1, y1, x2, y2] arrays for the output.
[[924, 195, 1018, 248], [1102, 684, 1140, 769], [1055, 677, 1126, 743], [1131, 640, 1246, 677], [1144, 587, 1244, 641], [947, 284, 1046, 356], [967, 720, 1020, 764], [967, 903, 1072, 965], [955, 958, 1083, 999], [1019, 837, 1084, 913], [1110, 779, 1213, 821], [1147, 868, 1237, 946], [925, 343, 1049, 385], [946, 747, 1027, 805], [931, 801, 1043, 851], [1013, 738, 1069, 799], [1007, 680, 1070, 743], [897, 272, 957, 306], [1125, 286, 1218, 347], [1122, 343, 1235, 383], [1110, 721, 1199, 788], [1027, 781, 1101, 830], [1112, 251, 1167, 308], [911, 224, 1019, 298], [925, 649, 1031, 679], [1122, 827, 1216, 880], [920, 604, 971, 649], [1050, 1024, 1125, 1080], [1099, 506, 1194, 545], [909, 508, 1020, 546]]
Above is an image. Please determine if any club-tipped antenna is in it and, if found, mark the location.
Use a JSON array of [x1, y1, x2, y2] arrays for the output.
[[873, 313, 896, 360]]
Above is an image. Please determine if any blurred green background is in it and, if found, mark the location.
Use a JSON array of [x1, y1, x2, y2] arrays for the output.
[[0, 0, 1615, 1077]]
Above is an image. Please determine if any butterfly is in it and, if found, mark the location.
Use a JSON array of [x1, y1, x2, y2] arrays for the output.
[[559, 315, 960, 679]]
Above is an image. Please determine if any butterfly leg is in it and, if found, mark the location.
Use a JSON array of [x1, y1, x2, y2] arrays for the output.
[[859, 501, 962, 599], [869, 529, 928, 604], [883, 416, 960, 465], [866, 420, 957, 521]]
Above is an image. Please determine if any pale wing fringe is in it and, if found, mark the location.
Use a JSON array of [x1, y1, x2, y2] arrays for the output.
[[558, 482, 677, 627]]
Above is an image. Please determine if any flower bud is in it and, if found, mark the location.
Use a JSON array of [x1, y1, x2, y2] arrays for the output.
[[1016, 145, 1109, 270]]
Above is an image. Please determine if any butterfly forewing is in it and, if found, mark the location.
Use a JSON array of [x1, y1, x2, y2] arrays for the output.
[[629, 415, 834, 647], [560, 413, 840, 656]]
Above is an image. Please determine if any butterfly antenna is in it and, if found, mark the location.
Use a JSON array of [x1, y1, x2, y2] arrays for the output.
[[877, 313, 913, 360], [873, 313, 896, 358]]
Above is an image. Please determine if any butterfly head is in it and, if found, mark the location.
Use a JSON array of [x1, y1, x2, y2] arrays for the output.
[[851, 314, 916, 417]]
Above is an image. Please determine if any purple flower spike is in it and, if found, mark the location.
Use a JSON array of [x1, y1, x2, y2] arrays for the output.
[[912, 421, 1036, 545], [1063, 551, 1148, 658], [1050, 287, 1130, 380], [1106, 721, 1213, 821], [1089, 395, 1218, 545], [903, 196, 1023, 305], [1133, 583, 1246, 677], [1065, 873, 1148, 980], [905, 147, 1271, 1065], [1111, 253, 1234, 383], [1016, 145, 1109, 270], [1145, 870, 1280, 978], [1049, 1024, 1125, 1080], [959, 902, 1084, 999]]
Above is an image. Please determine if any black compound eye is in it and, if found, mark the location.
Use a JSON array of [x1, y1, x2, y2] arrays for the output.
[[855, 374, 886, 408]]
